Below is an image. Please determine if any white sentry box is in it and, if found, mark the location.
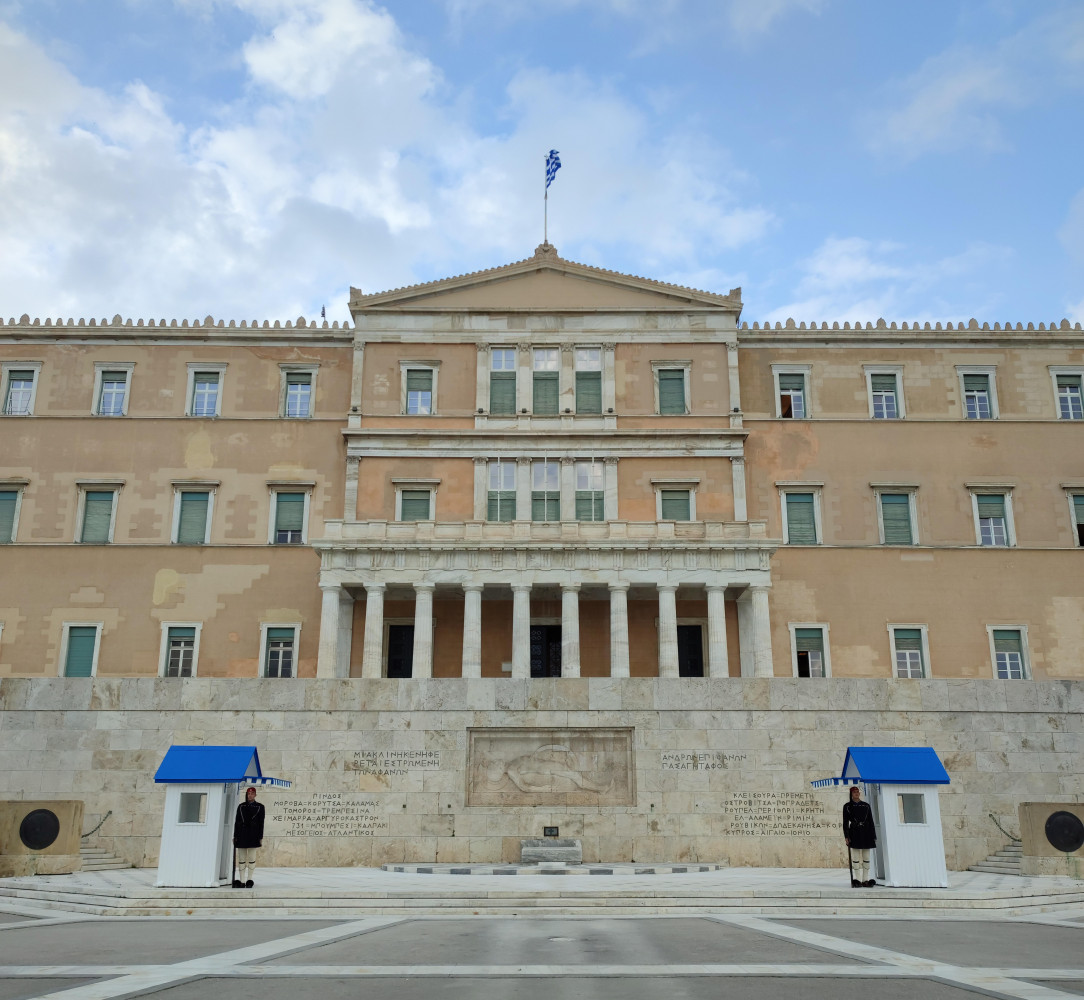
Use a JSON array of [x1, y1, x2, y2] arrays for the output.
[[157, 781, 237, 888]]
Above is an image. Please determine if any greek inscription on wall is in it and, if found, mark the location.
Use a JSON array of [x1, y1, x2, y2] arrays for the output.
[[345, 750, 442, 776], [716, 791, 833, 837], [268, 793, 390, 838], [660, 752, 748, 771]]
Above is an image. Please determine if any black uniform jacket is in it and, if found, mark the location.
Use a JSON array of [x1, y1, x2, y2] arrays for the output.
[[233, 799, 265, 849], [842, 799, 877, 850]]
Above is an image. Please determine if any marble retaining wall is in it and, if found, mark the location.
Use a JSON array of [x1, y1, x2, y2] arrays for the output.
[[0, 677, 1080, 871]]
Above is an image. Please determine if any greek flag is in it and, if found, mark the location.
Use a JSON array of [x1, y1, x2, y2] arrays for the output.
[[545, 149, 561, 188]]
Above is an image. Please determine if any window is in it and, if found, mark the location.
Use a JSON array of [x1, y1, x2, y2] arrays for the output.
[[281, 366, 316, 418], [0, 487, 22, 543], [782, 490, 819, 544], [2, 364, 40, 416], [186, 365, 226, 417], [92, 364, 133, 417], [890, 626, 928, 679], [487, 461, 516, 521], [404, 367, 434, 414], [773, 366, 810, 418], [532, 461, 560, 521], [972, 491, 1012, 546], [989, 626, 1028, 679], [533, 348, 559, 415], [878, 492, 915, 545], [1052, 371, 1084, 420], [956, 367, 997, 420], [178, 792, 207, 824], [398, 489, 432, 521], [173, 489, 212, 544], [575, 348, 601, 414], [79, 489, 117, 543], [62, 624, 100, 677], [271, 491, 307, 544], [659, 489, 691, 521], [654, 363, 690, 415], [575, 461, 605, 521], [791, 625, 829, 677], [1070, 494, 1084, 547], [161, 624, 200, 677], [263, 625, 297, 678], [898, 794, 926, 825], [489, 349, 516, 415], [865, 368, 903, 419]]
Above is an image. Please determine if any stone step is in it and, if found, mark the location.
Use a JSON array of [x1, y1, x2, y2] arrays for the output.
[[79, 845, 131, 871]]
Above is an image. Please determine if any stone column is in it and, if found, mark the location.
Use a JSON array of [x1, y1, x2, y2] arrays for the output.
[[736, 590, 754, 678], [706, 585, 728, 678], [560, 457, 575, 521], [516, 457, 531, 521], [751, 585, 774, 678], [344, 456, 360, 522], [516, 343, 531, 416], [360, 583, 385, 679], [316, 583, 343, 679], [604, 457, 619, 521], [336, 588, 355, 679], [559, 343, 575, 412], [475, 344, 489, 414], [657, 583, 679, 678], [731, 456, 747, 521], [511, 583, 532, 679], [602, 342, 617, 414], [561, 583, 581, 678], [461, 584, 483, 678], [412, 582, 435, 679], [473, 457, 488, 520], [609, 582, 630, 678], [348, 340, 365, 429]]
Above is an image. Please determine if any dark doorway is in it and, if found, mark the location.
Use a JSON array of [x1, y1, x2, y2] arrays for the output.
[[386, 624, 414, 678], [530, 624, 562, 677], [677, 624, 705, 677]]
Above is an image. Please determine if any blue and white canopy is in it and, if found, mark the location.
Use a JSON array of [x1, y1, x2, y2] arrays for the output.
[[154, 745, 291, 787], [810, 746, 950, 788]]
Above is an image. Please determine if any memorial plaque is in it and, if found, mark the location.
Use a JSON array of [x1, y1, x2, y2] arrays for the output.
[[467, 728, 634, 807]]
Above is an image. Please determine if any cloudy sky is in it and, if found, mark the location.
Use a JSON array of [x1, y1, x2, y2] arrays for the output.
[[1, 0, 1083, 325]]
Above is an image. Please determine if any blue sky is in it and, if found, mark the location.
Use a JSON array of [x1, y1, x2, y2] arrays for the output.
[[1, 0, 1082, 325]]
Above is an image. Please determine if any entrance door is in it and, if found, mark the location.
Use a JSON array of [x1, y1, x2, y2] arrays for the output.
[[677, 625, 705, 677], [530, 625, 562, 677], [386, 624, 414, 678]]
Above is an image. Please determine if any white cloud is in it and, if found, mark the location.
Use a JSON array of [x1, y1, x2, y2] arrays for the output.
[[726, 0, 825, 39]]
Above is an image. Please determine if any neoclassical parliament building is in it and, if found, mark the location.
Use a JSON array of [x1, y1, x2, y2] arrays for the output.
[[0, 244, 1081, 870]]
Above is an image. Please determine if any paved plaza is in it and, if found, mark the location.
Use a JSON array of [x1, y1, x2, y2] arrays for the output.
[[0, 869, 1082, 999]]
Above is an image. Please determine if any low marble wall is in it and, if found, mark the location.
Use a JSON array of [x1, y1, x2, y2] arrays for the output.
[[0, 677, 1080, 871]]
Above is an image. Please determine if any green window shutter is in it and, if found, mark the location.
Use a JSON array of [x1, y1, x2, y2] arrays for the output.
[[81, 491, 114, 543], [405, 370, 432, 392], [176, 492, 209, 544], [870, 374, 896, 392], [489, 372, 516, 414], [533, 372, 558, 414], [575, 372, 601, 414], [64, 626, 97, 677], [894, 628, 922, 651], [1057, 375, 1081, 388], [1073, 495, 1084, 524], [0, 491, 15, 543], [658, 369, 686, 414], [785, 493, 817, 544], [267, 627, 294, 641], [169, 626, 196, 640], [659, 489, 690, 521], [778, 374, 805, 391], [794, 628, 824, 653], [286, 371, 310, 387], [194, 372, 217, 385], [976, 494, 1005, 518], [992, 629, 1022, 654], [963, 374, 988, 392], [531, 493, 559, 521], [575, 491, 604, 521], [275, 493, 305, 531], [400, 490, 431, 521], [880, 493, 913, 545], [487, 491, 516, 522]]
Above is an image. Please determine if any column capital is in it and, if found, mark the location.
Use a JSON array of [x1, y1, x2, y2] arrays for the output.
[[462, 583, 484, 595], [517, 342, 532, 356], [319, 581, 343, 594], [656, 583, 678, 594], [705, 583, 727, 595], [604, 456, 619, 467], [560, 456, 575, 467], [364, 582, 386, 595], [601, 341, 617, 351], [608, 581, 630, 593], [511, 582, 533, 594], [517, 456, 531, 467], [731, 455, 745, 466], [473, 456, 489, 467], [560, 343, 574, 355], [561, 582, 581, 593], [413, 581, 436, 593]]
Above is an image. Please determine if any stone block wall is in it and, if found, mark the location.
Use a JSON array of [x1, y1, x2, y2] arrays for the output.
[[0, 677, 1079, 871]]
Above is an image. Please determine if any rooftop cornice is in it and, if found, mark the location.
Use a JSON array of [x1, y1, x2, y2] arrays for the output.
[[740, 317, 1082, 336], [0, 313, 353, 340]]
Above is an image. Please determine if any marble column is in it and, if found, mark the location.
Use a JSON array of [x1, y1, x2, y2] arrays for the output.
[[412, 582, 434, 679], [336, 589, 355, 679], [657, 583, 679, 678], [731, 456, 747, 521], [316, 583, 342, 679], [473, 457, 488, 520], [515, 457, 531, 521], [560, 458, 575, 521], [561, 583, 581, 678], [609, 582, 630, 678], [461, 584, 483, 678], [706, 585, 728, 678], [511, 583, 532, 679], [751, 585, 774, 678], [360, 583, 385, 679]]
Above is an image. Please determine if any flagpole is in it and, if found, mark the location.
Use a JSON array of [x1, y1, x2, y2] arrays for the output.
[[544, 153, 548, 244]]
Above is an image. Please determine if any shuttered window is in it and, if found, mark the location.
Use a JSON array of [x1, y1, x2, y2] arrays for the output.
[[1056, 375, 1083, 420], [778, 373, 806, 418], [657, 369, 686, 414], [488, 461, 516, 522], [0, 491, 16, 543], [3, 370, 35, 415], [659, 489, 691, 521], [795, 627, 826, 678], [976, 493, 1008, 546], [575, 371, 601, 414], [265, 627, 295, 678], [80, 491, 115, 543], [399, 489, 431, 521], [533, 372, 558, 414], [992, 629, 1025, 679], [97, 371, 128, 416], [64, 626, 98, 677], [879, 493, 913, 545], [870, 373, 898, 419], [1073, 495, 1084, 546], [962, 373, 992, 419], [785, 492, 817, 544], [490, 372, 516, 414], [893, 627, 924, 678], [531, 493, 560, 520], [575, 491, 604, 521], [191, 372, 220, 416], [165, 627, 196, 678], [274, 492, 305, 543], [405, 369, 433, 414], [176, 492, 209, 544], [284, 371, 312, 417]]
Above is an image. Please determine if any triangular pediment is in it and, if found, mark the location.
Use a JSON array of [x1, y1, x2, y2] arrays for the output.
[[350, 244, 741, 313]]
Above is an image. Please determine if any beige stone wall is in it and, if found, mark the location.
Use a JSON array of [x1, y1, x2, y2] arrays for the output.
[[0, 677, 1078, 872]]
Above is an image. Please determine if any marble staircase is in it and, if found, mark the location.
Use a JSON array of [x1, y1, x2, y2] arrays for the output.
[[968, 841, 1023, 876]]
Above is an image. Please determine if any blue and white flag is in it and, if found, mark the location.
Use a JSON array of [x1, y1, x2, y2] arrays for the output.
[[545, 149, 561, 188]]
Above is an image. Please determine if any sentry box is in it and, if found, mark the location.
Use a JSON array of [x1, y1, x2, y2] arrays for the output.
[[153, 746, 290, 888], [812, 746, 950, 888]]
